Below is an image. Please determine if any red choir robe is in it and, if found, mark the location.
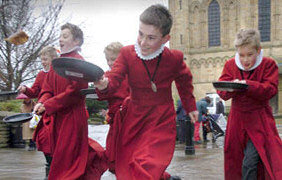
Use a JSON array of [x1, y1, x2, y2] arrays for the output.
[[217, 57, 282, 180], [38, 50, 106, 180], [96, 45, 197, 180], [24, 71, 53, 154], [98, 71, 130, 172], [25, 71, 46, 99]]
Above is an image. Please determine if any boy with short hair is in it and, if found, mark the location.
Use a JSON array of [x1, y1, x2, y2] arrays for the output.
[[101, 41, 130, 173], [34, 23, 106, 180], [217, 28, 282, 180], [19, 46, 58, 96], [95, 4, 198, 180], [104, 41, 124, 69], [18, 45, 58, 179]]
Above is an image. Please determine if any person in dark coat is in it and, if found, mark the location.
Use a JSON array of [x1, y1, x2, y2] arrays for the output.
[[216, 98, 225, 115], [176, 99, 187, 144]]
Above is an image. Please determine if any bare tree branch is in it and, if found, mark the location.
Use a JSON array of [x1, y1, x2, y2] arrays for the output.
[[0, 0, 64, 90]]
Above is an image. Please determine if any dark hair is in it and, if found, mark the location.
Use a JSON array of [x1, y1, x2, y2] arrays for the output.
[[61, 23, 84, 46], [140, 4, 172, 36], [205, 96, 211, 104]]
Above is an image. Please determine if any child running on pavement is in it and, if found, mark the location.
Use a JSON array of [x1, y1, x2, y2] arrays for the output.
[[18, 46, 58, 179], [217, 28, 282, 180], [99, 41, 130, 173], [94, 4, 198, 180], [34, 23, 107, 180]]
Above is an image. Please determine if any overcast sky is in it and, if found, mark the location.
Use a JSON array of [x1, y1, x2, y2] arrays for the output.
[[57, 0, 168, 70]]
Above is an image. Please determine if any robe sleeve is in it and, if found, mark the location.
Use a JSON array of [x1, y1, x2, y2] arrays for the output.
[[244, 59, 278, 101], [174, 52, 197, 113], [217, 60, 243, 101], [25, 71, 44, 99], [38, 67, 87, 115]]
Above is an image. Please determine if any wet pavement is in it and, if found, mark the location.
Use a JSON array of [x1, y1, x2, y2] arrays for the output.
[[0, 125, 281, 180]]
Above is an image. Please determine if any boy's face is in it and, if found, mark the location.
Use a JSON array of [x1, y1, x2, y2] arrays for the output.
[[59, 28, 80, 53], [137, 22, 170, 56], [237, 44, 261, 71], [40, 54, 53, 71], [105, 50, 118, 68]]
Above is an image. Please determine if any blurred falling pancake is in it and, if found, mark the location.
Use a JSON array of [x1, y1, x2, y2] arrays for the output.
[[5, 30, 29, 45]]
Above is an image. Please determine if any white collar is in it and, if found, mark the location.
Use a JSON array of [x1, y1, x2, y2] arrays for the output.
[[134, 42, 165, 60], [60, 46, 81, 55], [235, 49, 263, 71], [43, 68, 49, 73]]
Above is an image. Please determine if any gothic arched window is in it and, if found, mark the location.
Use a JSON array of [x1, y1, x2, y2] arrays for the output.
[[258, 0, 271, 42], [208, 0, 220, 46]]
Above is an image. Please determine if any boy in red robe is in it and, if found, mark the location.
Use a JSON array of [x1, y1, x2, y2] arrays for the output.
[[18, 46, 58, 179], [34, 23, 106, 180], [95, 4, 198, 180], [217, 28, 282, 180], [99, 41, 130, 173]]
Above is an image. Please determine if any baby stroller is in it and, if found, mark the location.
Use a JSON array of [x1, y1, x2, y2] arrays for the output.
[[203, 114, 227, 142]]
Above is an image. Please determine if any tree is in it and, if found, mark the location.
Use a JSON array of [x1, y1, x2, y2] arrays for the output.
[[0, 0, 64, 91]]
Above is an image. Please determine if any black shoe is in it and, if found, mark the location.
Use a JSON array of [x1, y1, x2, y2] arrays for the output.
[[44, 165, 50, 180], [169, 175, 182, 180], [28, 146, 35, 151]]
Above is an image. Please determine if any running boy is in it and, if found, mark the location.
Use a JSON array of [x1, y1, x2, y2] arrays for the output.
[[34, 23, 106, 180], [100, 41, 130, 173], [18, 46, 58, 179], [217, 28, 282, 180], [95, 4, 198, 180]]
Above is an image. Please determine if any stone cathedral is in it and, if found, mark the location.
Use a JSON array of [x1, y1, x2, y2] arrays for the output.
[[169, 0, 282, 115]]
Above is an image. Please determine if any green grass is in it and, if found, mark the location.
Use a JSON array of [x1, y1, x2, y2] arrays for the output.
[[0, 100, 21, 112]]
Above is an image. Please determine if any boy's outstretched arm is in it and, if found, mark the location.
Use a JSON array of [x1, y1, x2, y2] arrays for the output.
[[94, 75, 109, 91]]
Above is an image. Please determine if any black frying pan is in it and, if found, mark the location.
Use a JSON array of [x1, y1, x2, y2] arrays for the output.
[[213, 81, 248, 91], [52, 57, 104, 82], [0, 90, 19, 101], [80, 88, 96, 95], [3, 113, 33, 124]]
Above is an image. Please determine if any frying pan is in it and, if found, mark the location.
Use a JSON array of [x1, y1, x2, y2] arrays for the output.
[[80, 88, 96, 95], [213, 81, 248, 91], [52, 57, 104, 82], [2, 113, 33, 124], [0, 90, 19, 101]]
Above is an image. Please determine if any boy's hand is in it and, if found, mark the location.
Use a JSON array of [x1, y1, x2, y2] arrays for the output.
[[233, 79, 246, 84], [94, 75, 109, 90], [33, 103, 45, 115], [189, 110, 199, 123], [17, 85, 26, 93]]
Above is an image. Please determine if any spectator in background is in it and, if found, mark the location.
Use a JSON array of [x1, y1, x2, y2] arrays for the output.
[[216, 98, 225, 115], [194, 96, 211, 144], [16, 93, 36, 151], [176, 99, 187, 144]]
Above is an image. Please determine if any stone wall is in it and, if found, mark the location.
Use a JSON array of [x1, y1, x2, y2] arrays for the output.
[[0, 111, 14, 148]]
